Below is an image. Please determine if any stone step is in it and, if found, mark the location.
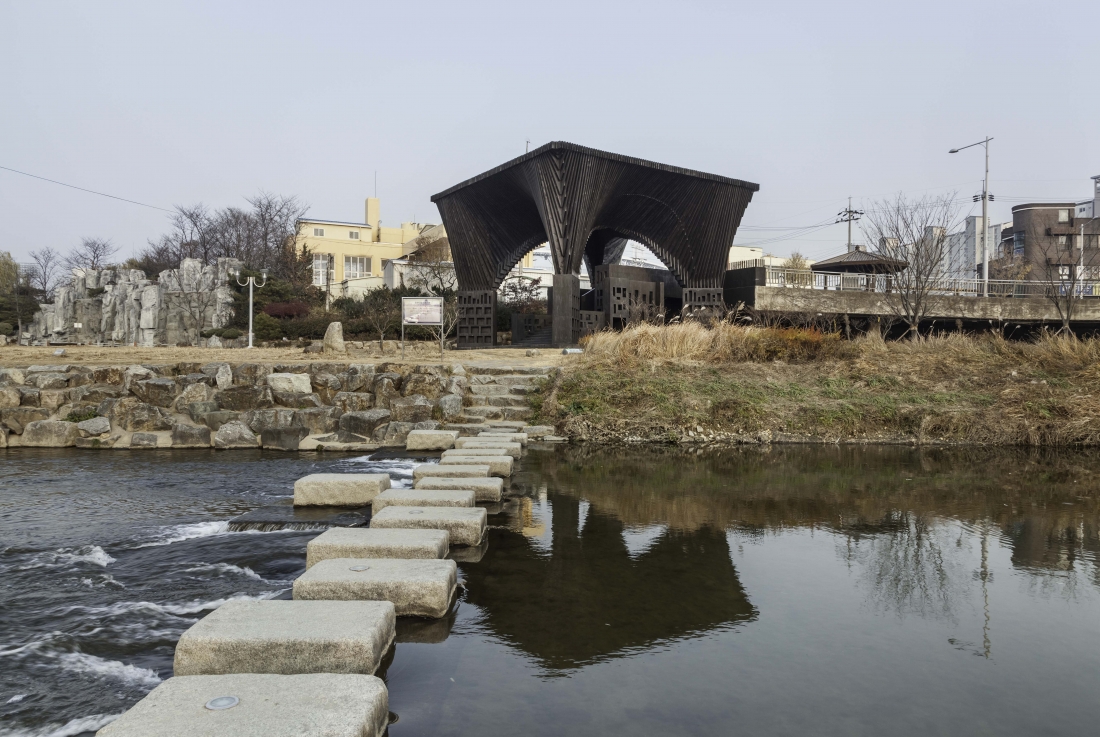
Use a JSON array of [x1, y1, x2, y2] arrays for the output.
[[372, 489, 475, 512], [97, 673, 389, 737], [464, 365, 553, 376], [467, 384, 515, 396], [462, 406, 504, 420], [294, 557, 459, 618], [370, 506, 488, 547], [173, 599, 395, 676], [414, 476, 504, 502], [470, 374, 548, 386], [472, 395, 529, 408], [440, 422, 493, 437], [294, 474, 391, 507], [306, 528, 450, 568], [500, 406, 533, 421]]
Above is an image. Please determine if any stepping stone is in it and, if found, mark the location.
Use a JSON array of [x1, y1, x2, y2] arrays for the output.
[[412, 463, 489, 481], [450, 540, 489, 563], [440, 447, 513, 457], [96, 673, 389, 737], [370, 505, 488, 546], [414, 476, 504, 502], [294, 558, 458, 618], [372, 489, 475, 513], [307, 528, 450, 568], [438, 454, 513, 477], [452, 439, 522, 457], [477, 431, 528, 445], [405, 429, 460, 451], [173, 600, 395, 676], [521, 424, 554, 438], [294, 473, 390, 507]]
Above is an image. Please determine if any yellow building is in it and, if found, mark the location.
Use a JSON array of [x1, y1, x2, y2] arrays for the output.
[[296, 198, 433, 295]]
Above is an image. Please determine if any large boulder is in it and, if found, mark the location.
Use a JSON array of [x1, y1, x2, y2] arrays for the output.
[[201, 362, 233, 390], [294, 407, 342, 435], [70, 384, 126, 404], [267, 373, 312, 394], [273, 391, 323, 409], [260, 426, 309, 451], [171, 423, 212, 448], [22, 420, 81, 447], [390, 395, 434, 423], [339, 409, 391, 437], [0, 368, 27, 385], [373, 421, 416, 445], [90, 366, 122, 385], [438, 393, 464, 420], [122, 365, 155, 392], [0, 386, 21, 410], [18, 387, 41, 407], [2, 407, 52, 433], [445, 374, 469, 396], [130, 432, 159, 448], [76, 416, 111, 437], [132, 378, 181, 408], [403, 373, 445, 400], [201, 411, 241, 431], [31, 373, 69, 390], [373, 375, 402, 410], [332, 392, 374, 413], [186, 401, 221, 423], [176, 372, 214, 388], [323, 321, 346, 354], [240, 409, 297, 433], [214, 420, 259, 449], [310, 372, 342, 404], [233, 363, 272, 387], [100, 397, 175, 432], [174, 382, 216, 413], [216, 385, 275, 411], [39, 389, 69, 413]]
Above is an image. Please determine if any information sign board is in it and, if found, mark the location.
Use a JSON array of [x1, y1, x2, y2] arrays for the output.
[[402, 297, 444, 326]]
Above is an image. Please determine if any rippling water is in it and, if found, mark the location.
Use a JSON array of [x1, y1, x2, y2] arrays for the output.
[[3, 445, 1100, 736]]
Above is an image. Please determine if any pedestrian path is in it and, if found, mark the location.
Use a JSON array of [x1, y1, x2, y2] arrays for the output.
[[97, 424, 542, 735]]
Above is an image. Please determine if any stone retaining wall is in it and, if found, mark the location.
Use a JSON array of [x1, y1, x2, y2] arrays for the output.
[[0, 360, 482, 451]]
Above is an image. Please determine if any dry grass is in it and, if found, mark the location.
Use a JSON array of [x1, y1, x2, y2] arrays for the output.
[[536, 324, 1100, 447]]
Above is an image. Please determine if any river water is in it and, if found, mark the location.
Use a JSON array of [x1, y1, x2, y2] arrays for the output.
[[2, 445, 1099, 736]]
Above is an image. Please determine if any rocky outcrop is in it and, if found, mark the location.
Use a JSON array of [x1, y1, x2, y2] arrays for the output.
[[25, 258, 240, 346], [0, 360, 543, 449]]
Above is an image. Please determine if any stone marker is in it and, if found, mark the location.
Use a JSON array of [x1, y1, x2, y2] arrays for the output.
[[174, 599, 395, 676], [307, 528, 449, 568], [294, 473, 390, 507], [414, 476, 504, 502], [438, 453, 513, 477], [95, 673, 389, 737], [477, 432, 528, 445], [323, 321, 346, 354], [294, 558, 458, 618], [412, 463, 489, 481], [370, 505, 488, 546], [404, 428, 459, 451], [372, 489, 475, 512], [452, 439, 522, 458]]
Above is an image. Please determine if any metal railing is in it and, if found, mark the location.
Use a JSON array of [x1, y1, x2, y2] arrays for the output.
[[760, 267, 1100, 298]]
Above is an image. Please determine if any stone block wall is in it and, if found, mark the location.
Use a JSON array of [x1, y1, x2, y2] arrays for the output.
[[0, 360, 475, 451]]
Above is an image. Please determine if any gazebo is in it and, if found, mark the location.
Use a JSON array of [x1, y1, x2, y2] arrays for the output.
[[810, 245, 907, 274]]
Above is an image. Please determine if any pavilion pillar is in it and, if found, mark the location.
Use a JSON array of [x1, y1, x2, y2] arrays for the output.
[[551, 274, 580, 347]]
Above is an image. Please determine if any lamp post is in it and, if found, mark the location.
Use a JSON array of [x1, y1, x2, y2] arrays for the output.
[[949, 137, 993, 296], [233, 267, 267, 349]]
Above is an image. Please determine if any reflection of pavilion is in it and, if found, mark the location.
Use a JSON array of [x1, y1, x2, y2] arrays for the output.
[[461, 494, 756, 671]]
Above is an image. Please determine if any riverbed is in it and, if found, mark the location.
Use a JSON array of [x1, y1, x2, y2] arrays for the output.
[[2, 445, 1099, 736]]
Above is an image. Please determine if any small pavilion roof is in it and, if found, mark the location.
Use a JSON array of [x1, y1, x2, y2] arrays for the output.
[[810, 246, 907, 273]]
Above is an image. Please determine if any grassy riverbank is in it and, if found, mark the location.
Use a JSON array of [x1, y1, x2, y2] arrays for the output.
[[534, 323, 1100, 446]]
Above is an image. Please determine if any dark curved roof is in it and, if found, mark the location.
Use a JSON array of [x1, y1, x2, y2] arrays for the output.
[[431, 142, 759, 290]]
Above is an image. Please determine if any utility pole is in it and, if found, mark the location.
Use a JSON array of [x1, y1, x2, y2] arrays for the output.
[[836, 197, 864, 251], [950, 137, 993, 296]]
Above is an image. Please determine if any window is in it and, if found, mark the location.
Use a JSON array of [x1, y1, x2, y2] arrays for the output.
[[1058, 265, 1071, 281], [312, 254, 330, 286], [1014, 232, 1025, 256], [1057, 235, 1068, 247], [344, 256, 370, 279], [349, 231, 359, 240], [313, 228, 325, 237], [1058, 209, 1070, 223]]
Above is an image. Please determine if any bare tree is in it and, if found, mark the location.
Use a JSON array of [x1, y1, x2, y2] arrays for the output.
[[403, 230, 457, 296], [29, 247, 61, 298], [64, 237, 120, 271], [1029, 221, 1100, 333], [861, 194, 960, 338], [361, 287, 401, 351]]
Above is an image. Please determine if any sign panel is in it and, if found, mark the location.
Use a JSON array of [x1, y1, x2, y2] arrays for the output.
[[402, 297, 444, 326]]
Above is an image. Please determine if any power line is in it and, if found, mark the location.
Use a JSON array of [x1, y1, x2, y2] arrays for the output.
[[0, 164, 174, 213]]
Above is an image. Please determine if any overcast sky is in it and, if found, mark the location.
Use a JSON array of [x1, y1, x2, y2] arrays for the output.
[[2, 0, 1098, 266]]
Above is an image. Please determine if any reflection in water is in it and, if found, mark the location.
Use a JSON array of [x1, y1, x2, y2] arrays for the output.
[[464, 493, 755, 672]]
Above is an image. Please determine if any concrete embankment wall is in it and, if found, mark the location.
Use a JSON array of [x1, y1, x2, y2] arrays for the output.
[[0, 360, 543, 451]]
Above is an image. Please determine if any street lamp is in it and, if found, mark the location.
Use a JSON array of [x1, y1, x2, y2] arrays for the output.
[[233, 267, 267, 349], [949, 137, 993, 296]]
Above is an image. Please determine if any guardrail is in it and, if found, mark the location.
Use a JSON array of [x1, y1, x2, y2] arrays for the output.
[[758, 267, 1100, 298]]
